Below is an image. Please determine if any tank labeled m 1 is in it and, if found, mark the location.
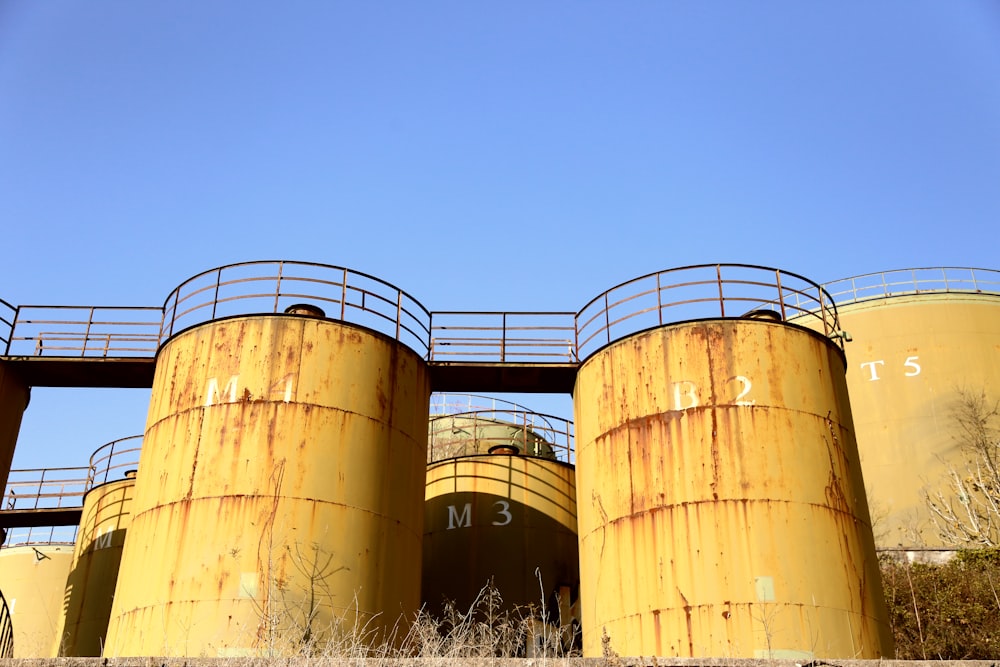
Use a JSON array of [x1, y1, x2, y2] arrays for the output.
[[105, 263, 432, 657]]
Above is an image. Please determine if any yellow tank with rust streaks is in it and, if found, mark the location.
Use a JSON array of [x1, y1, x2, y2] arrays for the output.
[[829, 294, 1000, 547], [54, 474, 135, 656], [0, 544, 74, 658], [574, 320, 891, 659], [0, 363, 29, 493], [423, 454, 578, 628], [103, 315, 431, 657]]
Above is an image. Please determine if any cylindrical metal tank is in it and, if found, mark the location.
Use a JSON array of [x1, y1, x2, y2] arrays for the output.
[[423, 408, 578, 643], [427, 412, 557, 461], [0, 362, 30, 495], [0, 543, 75, 657], [811, 269, 1000, 548], [103, 313, 431, 657], [575, 320, 890, 658], [54, 436, 140, 657]]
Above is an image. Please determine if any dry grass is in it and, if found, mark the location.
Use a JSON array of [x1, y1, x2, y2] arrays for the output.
[[231, 582, 581, 663]]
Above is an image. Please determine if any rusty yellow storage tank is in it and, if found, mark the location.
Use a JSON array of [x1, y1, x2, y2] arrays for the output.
[[54, 436, 141, 657], [104, 263, 431, 657], [812, 268, 1000, 548], [573, 265, 891, 659], [0, 542, 75, 657], [423, 407, 578, 638]]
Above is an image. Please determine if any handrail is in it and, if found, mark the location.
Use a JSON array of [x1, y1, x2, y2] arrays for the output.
[[1, 436, 142, 516], [0, 589, 12, 658], [2, 466, 90, 511], [573, 264, 840, 361], [1, 525, 78, 548], [5, 306, 163, 357], [430, 393, 544, 417], [0, 299, 14, 353], [428, 311, 577, 363], [86, 435, 142, 490], [428, 409, 573, 464], [818, 267, 1000, 306], [160, 260, 432, 357], [0, 262, 875, 365]]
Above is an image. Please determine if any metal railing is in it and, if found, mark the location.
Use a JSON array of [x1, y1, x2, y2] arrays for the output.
[[0, 262, 851, 365], [430, 393, 541, 416], [428, 409, 573, 464], [0, 589, 12, 658], [2, 525, 78, 547], [820, 267, 1000, 305], [160, 260, 432, 356], [429, 311, 577, 362], [574, 264, 840, 360], [87, 435, 142, 489], [2, 436, 142, 513], [2, 466, 90, 512], [0, 299, 14, 354], [4, 306, 162, 357]]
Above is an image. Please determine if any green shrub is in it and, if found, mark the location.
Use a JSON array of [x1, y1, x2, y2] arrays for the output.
[[881, 549, 1000, 659]]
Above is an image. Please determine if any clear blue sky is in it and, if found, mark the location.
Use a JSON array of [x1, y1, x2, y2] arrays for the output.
[[2, 2, 999, 470]]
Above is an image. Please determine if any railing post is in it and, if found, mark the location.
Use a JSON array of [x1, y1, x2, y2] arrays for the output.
[[395, 292, 402, 341], [656, 272, 663, 326], [573, 312, 580, 362], [500, 313, 507, 363], [211, 267, 223, 320], [426, 313, 433, 360], [520, 415, 528, 455], [716, 265, 726, 317], [107, 439, 116, 485], [157, 306, 166, 348], [82, 307, 95, 357], [167, 291, 178, 339], [604, 293, 611, 346], [715, 264, 726, 317], [3, 306, 15, 355], [775, 270, 787, 320], [35, 470, 45, 510], [819, 287, 831, 337], [340, 268, 348, 320], [273, 261, 284, 313], [473, 412, 480, 451]]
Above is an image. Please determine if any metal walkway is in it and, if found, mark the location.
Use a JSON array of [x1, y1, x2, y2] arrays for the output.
[[1, 356, 579, 393]]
